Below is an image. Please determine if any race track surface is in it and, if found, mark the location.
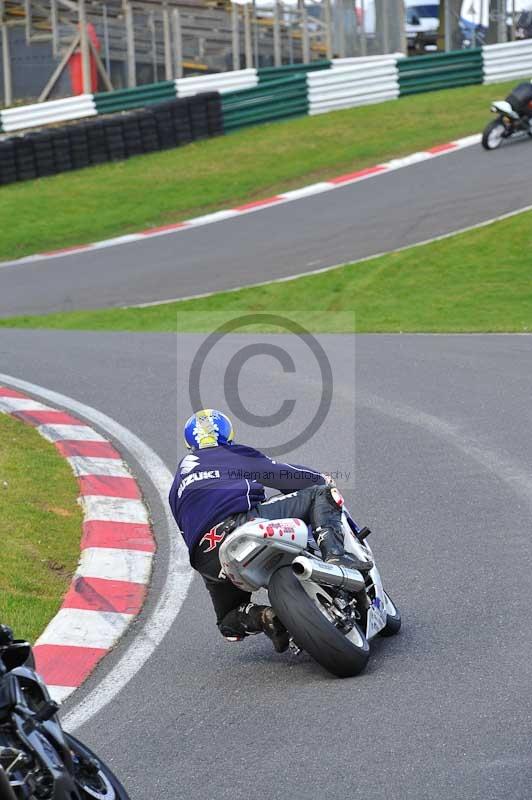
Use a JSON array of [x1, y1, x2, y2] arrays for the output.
[[1, 139, 532, 316], [1, 330, 531, 800]]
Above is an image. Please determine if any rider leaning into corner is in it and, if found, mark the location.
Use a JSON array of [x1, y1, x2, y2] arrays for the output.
[[169, 409, 372, 653]]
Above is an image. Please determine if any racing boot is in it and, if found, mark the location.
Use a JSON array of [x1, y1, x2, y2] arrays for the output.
[[237, 604, 290, 653], [312, 484, 373, 572]]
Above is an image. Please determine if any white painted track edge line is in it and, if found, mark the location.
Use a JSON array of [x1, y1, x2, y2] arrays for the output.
[[126, 201, 532, 310], [0, 373, 193, 732], [0, 134, 481, 271]]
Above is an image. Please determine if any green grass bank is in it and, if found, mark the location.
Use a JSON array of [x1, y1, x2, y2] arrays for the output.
[[0, 414, 82, 642], [1, 81, 512, 263], [2, 206, 531, 333]]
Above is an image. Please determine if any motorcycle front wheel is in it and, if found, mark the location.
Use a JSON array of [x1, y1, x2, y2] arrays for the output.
[[268, 566, 369, 678], [482, 119, 508, 150], [65, 734, 131, 800], [0, 768, 17, 800]]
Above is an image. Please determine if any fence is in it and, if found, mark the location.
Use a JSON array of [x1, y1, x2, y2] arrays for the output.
[[2, 40, 532, 152], [483, 39, 532, 85], [308, 56, 399, 115], [398, 49, 483, 96]]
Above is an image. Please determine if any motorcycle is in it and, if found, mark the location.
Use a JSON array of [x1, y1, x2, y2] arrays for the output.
[[0, 626, 130, 800], [482, 81, 532, 150], [219, 503, 401, 678]]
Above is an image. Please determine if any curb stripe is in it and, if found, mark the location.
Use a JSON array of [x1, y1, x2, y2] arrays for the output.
[[67, 456, 131, 477], [78, 547, 153, 584], [0, 384, 155, 703], [55, 441, 121, 459], [13, 410, 82, 426], [328, 165, 387, 184], [0, 133, 482, 271], [81, 521, 155, 552], [78, 475, 140, 499], [32, 645, 108, 687], [63, 576, 147, 614]]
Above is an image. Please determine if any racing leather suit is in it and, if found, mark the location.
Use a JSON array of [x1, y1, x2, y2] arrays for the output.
[[169, 443, 346, 639]]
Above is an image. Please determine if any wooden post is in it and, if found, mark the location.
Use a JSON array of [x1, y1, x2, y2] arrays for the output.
[[78, 0, 92, 93], [38, 33, 80, 101], [231, 2, 240, 70], [172, 8, 183, 78], [1, 24, 12, 107], [124, 1, 136, 87], [444, 0, 452, 51], [324, 0, 333, 59], [300, 0, 310, 63], [243, 2, 252, 68], [359, 0, 367, 56], [162, 4, 172, 79]]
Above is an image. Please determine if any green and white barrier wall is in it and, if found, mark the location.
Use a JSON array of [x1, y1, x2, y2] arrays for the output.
[[1, 39, 532, 137]]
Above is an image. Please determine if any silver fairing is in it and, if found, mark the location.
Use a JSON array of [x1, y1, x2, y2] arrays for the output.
[[219, 511, 390, 639], [219, 517, 309, 592]]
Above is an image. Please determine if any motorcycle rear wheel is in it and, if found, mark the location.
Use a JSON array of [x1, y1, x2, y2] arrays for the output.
[[268, 566, 369, 678], [482, 119, 507, 150]]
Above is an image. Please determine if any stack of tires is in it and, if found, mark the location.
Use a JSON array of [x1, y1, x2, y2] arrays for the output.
[[0, 91, 224, 188]]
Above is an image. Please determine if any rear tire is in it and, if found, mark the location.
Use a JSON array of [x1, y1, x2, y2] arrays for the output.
[[268, 566, 369, 678], [482, 119, 507, 150]]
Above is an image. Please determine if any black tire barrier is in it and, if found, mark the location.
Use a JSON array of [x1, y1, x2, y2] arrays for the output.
[[0, 91, 222, 187]]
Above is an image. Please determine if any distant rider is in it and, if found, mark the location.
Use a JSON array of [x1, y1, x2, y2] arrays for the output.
[[169, 409, 371, 652]]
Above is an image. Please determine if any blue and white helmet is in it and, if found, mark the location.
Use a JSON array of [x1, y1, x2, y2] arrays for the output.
[[183, 409, 234, 450]]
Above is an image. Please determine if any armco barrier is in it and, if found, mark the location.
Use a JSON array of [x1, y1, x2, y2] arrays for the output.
[[483, 39, 532, 84], [1, 94, 96, 134], [93, 81, 177, 114], [222, 74, 308, 130], [398, 49, 483, 95], [257, 60, 330, 82], [308, 56, 399, 115], [176, 68, 258, 97]]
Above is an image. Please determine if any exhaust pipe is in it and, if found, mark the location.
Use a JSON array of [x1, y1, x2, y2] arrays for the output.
[[292, 556, 365, 593]]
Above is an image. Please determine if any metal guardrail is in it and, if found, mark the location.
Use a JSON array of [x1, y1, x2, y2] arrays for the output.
[[483, 39, 532, 85], [257, 61, 330, 83], [176, 69, 258, 98], [398, 49, 483, 96], [222, 73, 308, 131], [93, 81, 177, 114], [308, 56, 399, 115], [0, 94, 96, 133], [2, 41, 532, 137]]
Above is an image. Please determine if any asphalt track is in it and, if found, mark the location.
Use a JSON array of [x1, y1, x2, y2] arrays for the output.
[[1, 138, 532, 316], [1, 330, 532, 800]]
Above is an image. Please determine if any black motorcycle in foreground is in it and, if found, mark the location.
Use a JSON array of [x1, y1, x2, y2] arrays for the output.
[[0, 626, 129, 800], [482, 81, 532, 150]]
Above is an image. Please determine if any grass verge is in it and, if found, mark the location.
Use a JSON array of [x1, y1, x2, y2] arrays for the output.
[[1, 81, 513, 262], [2, 206, 531, 333], [0, 413, 82, 642]]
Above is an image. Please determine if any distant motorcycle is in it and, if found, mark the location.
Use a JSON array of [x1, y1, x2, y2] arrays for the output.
[[482, 81, 532, 150], [219, 501, 401, 678], [0, 626, 130, 799]]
